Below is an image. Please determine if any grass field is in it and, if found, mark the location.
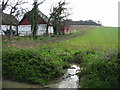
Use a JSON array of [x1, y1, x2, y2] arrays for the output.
[[70, 27, 118, 49], [40, 27, 118, 50]]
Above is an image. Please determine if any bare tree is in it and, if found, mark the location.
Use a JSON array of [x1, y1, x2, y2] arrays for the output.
[[1, 0, 28, 39], [15, 8, 28, 36], [9, 0, 28, 39], [46, 0, 70, 35], [27, 0, 46, 38]]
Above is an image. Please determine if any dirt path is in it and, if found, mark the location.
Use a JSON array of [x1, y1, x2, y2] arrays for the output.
[[3, 26, 95, 48]]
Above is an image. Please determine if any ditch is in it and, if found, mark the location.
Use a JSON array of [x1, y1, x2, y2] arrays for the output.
[[2, 64, 80, 88]]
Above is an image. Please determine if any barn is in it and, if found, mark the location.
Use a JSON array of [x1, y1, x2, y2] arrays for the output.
[[18, 10, 53, 36]]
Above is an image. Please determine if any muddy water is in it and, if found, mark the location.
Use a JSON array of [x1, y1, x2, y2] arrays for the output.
[[2, 65, 80, 88], [2, 80, 42, 88]]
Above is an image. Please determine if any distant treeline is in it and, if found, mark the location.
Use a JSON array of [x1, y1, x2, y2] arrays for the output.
[[68, 20, 102, 26]]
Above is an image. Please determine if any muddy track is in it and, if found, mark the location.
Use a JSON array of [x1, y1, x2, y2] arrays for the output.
[[4, 27, 94, 48]]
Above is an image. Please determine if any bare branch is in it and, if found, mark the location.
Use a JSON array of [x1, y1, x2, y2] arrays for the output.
[[2, 0, 9, 11], [38, 0, 46, 5], [9, 0, 28, 14]]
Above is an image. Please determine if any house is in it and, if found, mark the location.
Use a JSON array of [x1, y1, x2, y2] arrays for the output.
[[1, 11, 18, 35], [18, 10, 53, 36]]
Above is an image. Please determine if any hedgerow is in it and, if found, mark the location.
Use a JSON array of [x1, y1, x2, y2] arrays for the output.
[[2, 47, 64, 84], [77, 50, 119, 88]]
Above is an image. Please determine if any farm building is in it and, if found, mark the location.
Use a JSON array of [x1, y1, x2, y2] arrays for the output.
[[1, 11, 18, 35], [60, 25, 70, 34], [60, 21, 71, 34], [18, 10, 53, 36]]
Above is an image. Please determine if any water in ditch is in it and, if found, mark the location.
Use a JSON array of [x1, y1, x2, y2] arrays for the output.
[[2, 64, 80, 88], [47, 64, 80, 88]]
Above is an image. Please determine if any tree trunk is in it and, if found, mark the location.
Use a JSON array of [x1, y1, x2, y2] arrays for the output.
[[53, 26, 57, 35], [46, 17, 51, 36], [16, 25, 19, 36], [31, 25, 34, 38], [46, 24, 49, 36], [33, 24, 37, 38], [9, 14, 13, 40]]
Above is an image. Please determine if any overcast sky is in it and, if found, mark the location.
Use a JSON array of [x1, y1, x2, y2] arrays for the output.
[[37, 0, 119, 27], [4, 0, 119, 27]]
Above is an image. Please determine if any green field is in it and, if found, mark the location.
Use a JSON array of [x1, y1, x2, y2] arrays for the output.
[[47, 27, 118, 50], [2, 26, 119, 88]]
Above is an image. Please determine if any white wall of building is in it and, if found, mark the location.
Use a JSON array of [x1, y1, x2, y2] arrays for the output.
[[1, 25, 16, 35], [18, 25, 31, 36], [18, 24, 53, 36], [37, 24, 47, 35], [48, 26, 53, 33]]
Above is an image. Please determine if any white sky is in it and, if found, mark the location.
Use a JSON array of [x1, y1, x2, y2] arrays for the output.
[[38, 0, 119, 27], [4, 0, 119, 27]]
